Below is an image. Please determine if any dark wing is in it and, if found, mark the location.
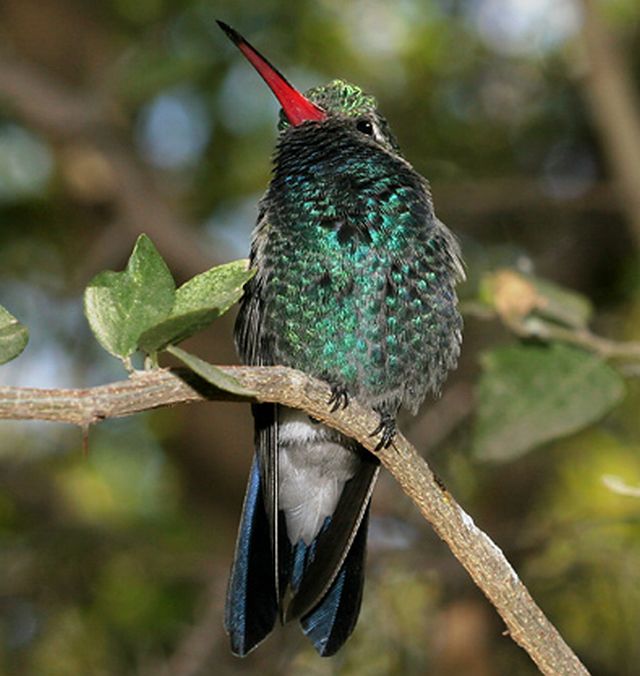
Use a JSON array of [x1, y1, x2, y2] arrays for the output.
[[234, 212, 281, 604]]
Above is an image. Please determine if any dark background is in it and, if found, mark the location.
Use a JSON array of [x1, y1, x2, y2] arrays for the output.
[[1, 1, 640, 674]]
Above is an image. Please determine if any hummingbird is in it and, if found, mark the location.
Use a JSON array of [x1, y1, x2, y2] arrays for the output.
[[218, 21, 464, 657]]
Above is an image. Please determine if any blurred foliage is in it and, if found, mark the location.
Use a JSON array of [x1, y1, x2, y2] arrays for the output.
[[474, 343, 625, 461], [2, 0, 640, 674]]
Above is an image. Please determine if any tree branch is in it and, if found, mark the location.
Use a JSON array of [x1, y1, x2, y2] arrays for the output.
[[578, 0, 640, 250], [0, 366, 588, 674], [0, 50, 214, 278], [462, 301, 640, 362]]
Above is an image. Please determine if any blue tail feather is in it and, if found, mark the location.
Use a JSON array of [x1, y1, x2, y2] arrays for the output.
[[291, 541, 310, 592], [226, 451, 376, 657], [224, 457, 277, 656], [300, 506, 370, 656]]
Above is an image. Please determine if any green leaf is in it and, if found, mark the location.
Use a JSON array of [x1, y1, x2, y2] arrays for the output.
[[166, 345, 256, 397], [174, 258, 253, 314], [0, 304, 28, 365], [138, 259, 254, 353], [84, 235, 175, 359], [480, 269, 593, 329], [138, 309, 223, 354], [473, 344, 625, 462]]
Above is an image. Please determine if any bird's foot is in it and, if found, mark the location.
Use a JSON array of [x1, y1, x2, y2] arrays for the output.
[[327, 383, 349, 412], [369, 412, 396, 451]]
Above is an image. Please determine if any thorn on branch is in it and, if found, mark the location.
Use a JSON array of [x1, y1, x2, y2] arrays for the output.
[[81, 423, 91, 457]]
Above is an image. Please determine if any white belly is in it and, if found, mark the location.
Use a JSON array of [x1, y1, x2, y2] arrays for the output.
[[277, 408, 360, 545]]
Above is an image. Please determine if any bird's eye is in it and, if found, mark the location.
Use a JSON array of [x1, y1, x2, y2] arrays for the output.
[[356, 119, 374, 136]]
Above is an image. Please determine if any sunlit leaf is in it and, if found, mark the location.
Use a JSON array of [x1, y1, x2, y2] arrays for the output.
[[138, 259, 254, 352], [174, 258, 253, 314], [0, 304, 28, 365], [482, 269, 594, 329], [601, 474, 640, 498], [166, 345, 255, 397], [84, 235, 175, 359], [474, 344, 625, 461]]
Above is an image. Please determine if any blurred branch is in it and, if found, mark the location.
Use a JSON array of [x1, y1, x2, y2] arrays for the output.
[[519, 321, 640, 360], [434, 177, 617, 220], [0, 366, 587, 674], [0, 43, 624, 276], [0, 50, 213, 278], [0, 45, 624, 279], [0, 54, 104, 134], [462, 300, 640, 361], [578, 0, 640, 249]]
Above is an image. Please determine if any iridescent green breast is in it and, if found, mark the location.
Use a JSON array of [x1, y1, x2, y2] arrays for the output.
[[256, 118, 462, 412]]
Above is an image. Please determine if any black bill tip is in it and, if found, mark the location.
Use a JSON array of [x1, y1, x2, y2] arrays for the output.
[[216, 20, 243, 45]]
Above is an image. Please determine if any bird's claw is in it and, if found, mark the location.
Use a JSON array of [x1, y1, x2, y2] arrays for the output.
[[327, 384, 349, 412], [369, 413, 396, 451]]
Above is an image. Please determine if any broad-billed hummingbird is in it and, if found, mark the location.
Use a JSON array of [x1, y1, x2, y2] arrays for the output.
[[218, 21, 464, 657]]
